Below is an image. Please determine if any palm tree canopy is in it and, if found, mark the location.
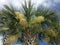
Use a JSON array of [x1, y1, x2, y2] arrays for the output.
[[0, 1, 59, 44]]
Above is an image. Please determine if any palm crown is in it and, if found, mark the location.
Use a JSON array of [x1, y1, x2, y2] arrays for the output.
[[0, 0, 59, 45]]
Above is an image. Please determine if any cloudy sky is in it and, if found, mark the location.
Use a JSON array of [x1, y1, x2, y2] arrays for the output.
[[0, 0, 60, 11]]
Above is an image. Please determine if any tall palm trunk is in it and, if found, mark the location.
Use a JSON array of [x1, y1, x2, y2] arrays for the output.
[[22, 30, 38, 45]]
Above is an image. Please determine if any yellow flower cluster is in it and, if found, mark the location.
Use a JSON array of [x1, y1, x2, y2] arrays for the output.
[[29, 16, 44, 28], [5, 35, 18, 45], [32, 16, 44, 23], [46, 29, 57, 37], [29, 23, 37, 28], [20, 18, 28, 27], [37, 16, 45, 22], [15, 12, 28, 28], [15, 12, 25, 19]]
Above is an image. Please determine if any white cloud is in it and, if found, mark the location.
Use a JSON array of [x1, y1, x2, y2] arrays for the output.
[[0, 0, 9, 9], [42, 1, 56, 8], [42, 2, 51, 8], [0, 0, 46, 8], [10, 0, 24, 7], [0, 0, 8, 5], [31, 0, 46, 8]]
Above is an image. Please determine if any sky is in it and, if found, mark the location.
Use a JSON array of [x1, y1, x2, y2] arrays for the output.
[[0, 0, 60, 11], [0, 35, 3, 45], [0, 0, 60, 45]]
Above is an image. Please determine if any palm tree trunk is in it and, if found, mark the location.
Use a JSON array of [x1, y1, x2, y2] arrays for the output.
[[3, 31, 39, 45], [22, 30, 38, 45]]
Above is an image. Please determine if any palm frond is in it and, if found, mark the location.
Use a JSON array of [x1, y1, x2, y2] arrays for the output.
[[22, 0, 34, 21]]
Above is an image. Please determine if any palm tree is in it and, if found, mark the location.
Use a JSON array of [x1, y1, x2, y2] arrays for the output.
[[0, 0, 59, 45]]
